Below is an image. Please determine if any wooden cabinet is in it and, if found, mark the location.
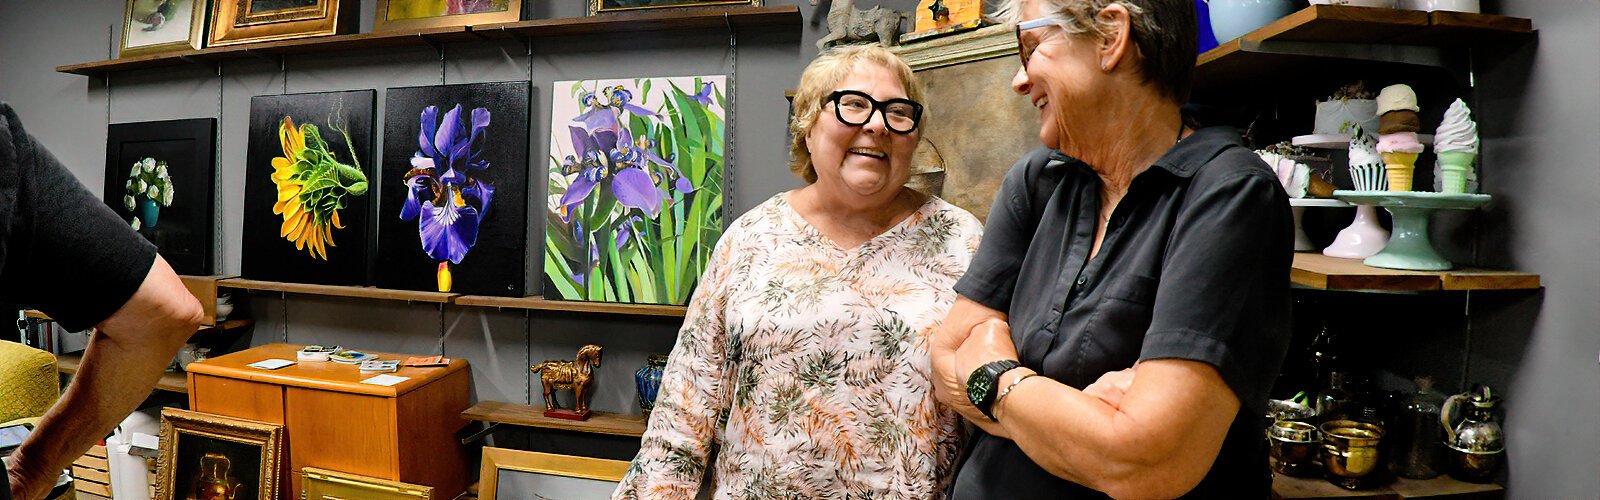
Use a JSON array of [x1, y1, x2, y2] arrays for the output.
[[186, 344, 471, 500]]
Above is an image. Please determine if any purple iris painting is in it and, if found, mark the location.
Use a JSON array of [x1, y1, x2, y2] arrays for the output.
[[401, 104, 494, 292], [546, 76, 726, 305]]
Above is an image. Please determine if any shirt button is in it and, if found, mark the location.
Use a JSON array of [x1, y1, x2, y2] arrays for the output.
[[1076, 277, 1088, 286]]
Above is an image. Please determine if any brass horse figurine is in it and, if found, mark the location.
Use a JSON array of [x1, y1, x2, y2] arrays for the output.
[[531, 345, 603, 417]]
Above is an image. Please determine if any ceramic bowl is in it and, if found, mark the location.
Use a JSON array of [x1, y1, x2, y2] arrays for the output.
[[1400, 0, 1479, 12], [1208, 0, 1298, 43]]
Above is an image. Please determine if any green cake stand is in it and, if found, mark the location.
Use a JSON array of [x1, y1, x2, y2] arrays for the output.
[[1332, 190, 1492, 271]]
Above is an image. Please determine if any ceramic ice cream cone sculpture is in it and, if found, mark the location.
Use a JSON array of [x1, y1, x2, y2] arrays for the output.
[[1434, 98, 1480, 194], [1382, 150, 1420, 191], [1376, 84, 1425, 192]]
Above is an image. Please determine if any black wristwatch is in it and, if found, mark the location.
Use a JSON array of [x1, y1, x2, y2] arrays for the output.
[[966, 359, 1021, 421]]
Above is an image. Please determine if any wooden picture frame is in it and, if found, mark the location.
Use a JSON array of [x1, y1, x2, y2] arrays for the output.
[[119, 0, 209, 58], [156, 409, 284, 500], [588, 0, 758, 16], [373, 0, 523, 32], [478, 448, 627, 500], [208, 0, 356, 47]]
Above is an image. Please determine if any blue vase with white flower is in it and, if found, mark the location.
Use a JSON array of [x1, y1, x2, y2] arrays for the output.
[[123, 157, 175, 230]]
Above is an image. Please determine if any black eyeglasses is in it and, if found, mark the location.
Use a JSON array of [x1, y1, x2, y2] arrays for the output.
[[824, 90, 923, 134], [1016, 16, 1065, 69]]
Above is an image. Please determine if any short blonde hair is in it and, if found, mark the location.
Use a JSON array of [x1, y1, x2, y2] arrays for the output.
[[788, 44, 925, 183]]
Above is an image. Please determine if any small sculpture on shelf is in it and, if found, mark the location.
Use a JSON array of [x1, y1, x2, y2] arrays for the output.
[[532, 345, 603, 421], [816, 0, 907, 51]]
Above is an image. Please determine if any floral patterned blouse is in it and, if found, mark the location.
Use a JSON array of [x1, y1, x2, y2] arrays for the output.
[[613, 192, 984, 500]]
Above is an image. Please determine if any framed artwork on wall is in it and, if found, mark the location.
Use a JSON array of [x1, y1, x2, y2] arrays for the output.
[[103, 118, 218, 276], [155, 408, 284, 500], [208, 0, 356, 47], [241, 90, 376, 286], [373, 0, 523, 31], [589, 0, 757, 15], [377, 81, 530, 296], [477, 447, 627, 500], [544, 76, 727, 305], [119, 0, 209, 58]]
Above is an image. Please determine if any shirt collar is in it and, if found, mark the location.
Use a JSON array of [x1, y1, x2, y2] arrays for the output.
[[1147, 126, 1243, 178]]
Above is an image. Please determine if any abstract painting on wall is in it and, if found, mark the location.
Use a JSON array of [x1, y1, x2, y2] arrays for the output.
[[377, 82, 530, 296], [103, 118, 217, 276], [544, 76, 726, 305], [242, 90, 376, 286]]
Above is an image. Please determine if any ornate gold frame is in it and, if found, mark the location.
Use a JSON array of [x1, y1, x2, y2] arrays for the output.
[[477, 447, 628, 500], [155, 408, 284, 500], [588, 0, 759, 16], [119, 0, 209, 58], [208, 0, 356, 47], [373, 0, 524, 32]]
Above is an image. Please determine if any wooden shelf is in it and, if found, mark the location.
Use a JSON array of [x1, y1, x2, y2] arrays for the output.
[[219, 278, 457, 303], [462, 400, 647, 438], [1195, 5, 1533, 96], [56, 6, 800, 77], [56, 352, 188, 394], [1274, 473, 1502, 499], [454, 295, 687, 318], [57, 25, 476, 76], [22, 311, 253, 333], [1291, 253, 1539, 292]]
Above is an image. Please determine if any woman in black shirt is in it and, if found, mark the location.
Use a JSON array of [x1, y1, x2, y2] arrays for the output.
[[928, 0, 1294, 498]]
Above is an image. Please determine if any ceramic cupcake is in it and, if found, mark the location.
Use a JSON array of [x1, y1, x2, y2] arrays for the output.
[[1348, 125, 1386, 192]]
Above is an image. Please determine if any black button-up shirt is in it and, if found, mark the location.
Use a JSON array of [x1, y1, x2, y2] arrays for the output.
[[951, 127, 1293, 499]]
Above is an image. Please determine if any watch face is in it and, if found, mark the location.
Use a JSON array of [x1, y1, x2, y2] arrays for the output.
[[967, 370, 993, 405]]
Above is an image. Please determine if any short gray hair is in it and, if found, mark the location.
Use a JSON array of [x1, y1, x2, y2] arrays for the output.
[[995, 0, 1197, 103]]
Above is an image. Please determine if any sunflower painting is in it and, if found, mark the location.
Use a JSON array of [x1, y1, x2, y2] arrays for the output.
[[243, 91, 376, 286], [376, 82, 529, 296]]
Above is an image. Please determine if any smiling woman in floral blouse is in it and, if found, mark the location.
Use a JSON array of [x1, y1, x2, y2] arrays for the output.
[[611, 44, 983, 500]]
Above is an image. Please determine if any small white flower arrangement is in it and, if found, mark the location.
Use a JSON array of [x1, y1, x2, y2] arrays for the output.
[[124, 157, 175, 227]]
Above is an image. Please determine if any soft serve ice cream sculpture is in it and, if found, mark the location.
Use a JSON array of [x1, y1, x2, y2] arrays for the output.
[[1434, 98, 1480, 193]]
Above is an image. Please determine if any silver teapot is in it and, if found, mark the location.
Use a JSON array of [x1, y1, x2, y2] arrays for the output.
[[1441, 383, 1504, 483]]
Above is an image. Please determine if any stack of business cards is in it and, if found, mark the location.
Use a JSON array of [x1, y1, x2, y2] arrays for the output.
[[330, 350, 376, 364], [359, 359, 400, 373], [402, 355, 450, 367]]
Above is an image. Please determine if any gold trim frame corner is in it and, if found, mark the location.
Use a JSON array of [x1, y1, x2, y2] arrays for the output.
[[477, 447, 629, 500], [208, 0, 355, 47], [154, 408, 285, 500]]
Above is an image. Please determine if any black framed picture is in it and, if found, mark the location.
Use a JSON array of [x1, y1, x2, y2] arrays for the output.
[[241, 90, 376, 286], [103, 118, 217, 276], [377, 81, 530, 296]]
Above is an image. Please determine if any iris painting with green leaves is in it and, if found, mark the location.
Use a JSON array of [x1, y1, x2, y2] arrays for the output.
[[545, 76, 727, 305]]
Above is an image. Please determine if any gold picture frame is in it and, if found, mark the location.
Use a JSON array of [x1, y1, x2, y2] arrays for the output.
[[208, 0, 356, 47], [155, 408, 284, 500], [478, 447, 628, 500], [119, 0, 209, 58], [588, 0, 758, 16], [373, 0, 523, 32]]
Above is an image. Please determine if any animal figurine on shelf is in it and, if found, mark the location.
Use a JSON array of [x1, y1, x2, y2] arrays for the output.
[[816, 0, 908, 51], [531, 344, 603, 421]]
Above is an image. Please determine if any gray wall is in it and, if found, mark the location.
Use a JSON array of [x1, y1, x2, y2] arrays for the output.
[[2, 0, 1596, 497], [1472, 1, 1600, 497]]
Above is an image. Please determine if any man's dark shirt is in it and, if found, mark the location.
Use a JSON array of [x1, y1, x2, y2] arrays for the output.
[[950, 127, 1294, 499]]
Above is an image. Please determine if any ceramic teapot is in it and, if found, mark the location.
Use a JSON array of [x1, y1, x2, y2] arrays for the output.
[[1440, 383, 1504, 482]]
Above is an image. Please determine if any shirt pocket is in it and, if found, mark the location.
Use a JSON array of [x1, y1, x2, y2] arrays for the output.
[[1078, 274, 1160, 377]]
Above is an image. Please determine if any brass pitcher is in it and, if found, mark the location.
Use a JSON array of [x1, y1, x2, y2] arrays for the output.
[[1441, 384, 1504, 483], [190, 452, 242, 500]]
